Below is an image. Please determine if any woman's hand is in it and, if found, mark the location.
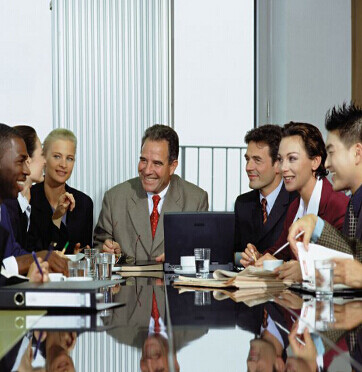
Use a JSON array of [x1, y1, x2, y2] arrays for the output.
[[52, 192, 76, 227]]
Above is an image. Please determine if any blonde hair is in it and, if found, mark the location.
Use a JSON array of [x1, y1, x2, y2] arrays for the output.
[[43, 128, 77, 156]]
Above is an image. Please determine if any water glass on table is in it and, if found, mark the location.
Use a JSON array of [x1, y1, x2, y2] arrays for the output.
[[84, 248, 100, 278], [315, 259, 334, 297], [68, 260, 87, 277], [194, 248, 211, 278], [96, 253, 113, 280]]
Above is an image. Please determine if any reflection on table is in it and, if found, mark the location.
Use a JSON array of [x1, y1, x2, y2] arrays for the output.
[[1, 275, 362, 371]]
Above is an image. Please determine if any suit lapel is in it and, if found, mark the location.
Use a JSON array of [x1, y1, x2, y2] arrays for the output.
[[251, 192, 262, 241], [128, 181, 153, 258], [150, 177, 183, 256], [259, 185, 289, 240]]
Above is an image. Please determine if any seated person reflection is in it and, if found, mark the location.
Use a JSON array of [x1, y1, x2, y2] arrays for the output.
[[234, 125, 298, 255], [141, 334, 180, 372], [94, 124, 208, 263], [288, 104, 362, 278], [241, 122, 349, 282], [29, 128, 93, 254]]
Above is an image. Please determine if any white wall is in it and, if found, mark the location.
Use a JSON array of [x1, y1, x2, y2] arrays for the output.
[[173, 0, 255, 147], [0, 0, 52, 141], [257, 0, 351, 138]]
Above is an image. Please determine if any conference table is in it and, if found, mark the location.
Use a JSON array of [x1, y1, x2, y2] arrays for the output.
[[0, 274, 361, 372]]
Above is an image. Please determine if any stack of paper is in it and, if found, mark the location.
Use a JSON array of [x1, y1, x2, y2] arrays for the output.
[[174, 266, 292, 289]]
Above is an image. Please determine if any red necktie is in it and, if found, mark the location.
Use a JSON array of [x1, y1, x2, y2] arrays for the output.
[[150, 195, 161, 239], [261, 198, 268, 224], [151, 291, 160, 332]]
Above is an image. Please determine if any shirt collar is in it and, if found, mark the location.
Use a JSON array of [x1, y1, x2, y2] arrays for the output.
[[259, 179, 283, 212], [17, 192, 31, 213], [351, 183, 362, 216], [147, 183, 170, 200]]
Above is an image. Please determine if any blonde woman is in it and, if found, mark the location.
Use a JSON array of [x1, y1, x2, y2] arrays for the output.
[[29, 129, 93, 253]]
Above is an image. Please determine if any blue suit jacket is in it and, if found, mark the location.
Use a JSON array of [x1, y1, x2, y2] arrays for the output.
[[1, 203, 29, 258]]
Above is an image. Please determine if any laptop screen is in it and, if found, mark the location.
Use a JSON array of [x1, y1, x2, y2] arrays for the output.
[[164, 212, 235, 271]]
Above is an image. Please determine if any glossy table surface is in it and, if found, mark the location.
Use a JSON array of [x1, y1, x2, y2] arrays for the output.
[[1, 274, 361, 372]]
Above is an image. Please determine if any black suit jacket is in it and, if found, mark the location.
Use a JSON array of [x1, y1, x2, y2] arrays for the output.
[[28, 182, 93, 253], [3, 198, 30, 252], [234, 184, 298, 253]]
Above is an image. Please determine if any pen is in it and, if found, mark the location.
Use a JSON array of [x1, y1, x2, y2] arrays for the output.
[[34, 331, 43, 359], [272, 231, 305, 256], [32, 251, 43, 278], [274, 321, 306, 346], [44, 242, 56, 261]]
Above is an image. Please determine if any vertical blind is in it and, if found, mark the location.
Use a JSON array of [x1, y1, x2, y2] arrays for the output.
[[51, 0, 172, 226]]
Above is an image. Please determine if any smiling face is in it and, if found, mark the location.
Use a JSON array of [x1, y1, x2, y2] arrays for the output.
[[27, 136, 45, 183], [278, 135, 321, 197], [0, 137, 30, 202], [138, 139, 178, 194], [245, 141, 281, 196], [45, 140, 76, 186], [325, 130, 362, 194]]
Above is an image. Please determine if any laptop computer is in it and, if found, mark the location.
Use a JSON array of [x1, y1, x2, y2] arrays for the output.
[[164, 212, 235, 272]]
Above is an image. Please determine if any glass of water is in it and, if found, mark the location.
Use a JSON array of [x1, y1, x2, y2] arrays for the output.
[[96, 253, 113, 280], [194, 248, 211, 278], [84, 248, 100, 278], [315, 259, 334, 297]]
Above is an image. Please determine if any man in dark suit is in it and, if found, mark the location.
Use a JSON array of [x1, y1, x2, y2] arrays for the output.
[[288, 103, 362, 286], [0, 123, 67, 276], [94, 125, 208, 263], [234, 125, 297, 257]]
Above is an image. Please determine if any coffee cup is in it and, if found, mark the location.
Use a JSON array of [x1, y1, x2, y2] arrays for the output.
[[263, 259, 283, 271], [48, 273, 65, 282], [180, 256, 196, 271]]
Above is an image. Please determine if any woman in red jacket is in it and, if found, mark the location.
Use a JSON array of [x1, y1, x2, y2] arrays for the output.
[[241, 122, 349, 281]]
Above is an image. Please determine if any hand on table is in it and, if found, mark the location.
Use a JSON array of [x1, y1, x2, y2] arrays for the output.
[[332, 301, 362, 330], [240, 244, 261, 267], [287, 214, 317, 258], [274, 260, 302, 282], [288, 321, 317, 363], [27, 258, 49, 283], [38, 250, 69, 275], [155, 253, 165, 262], [333, 258, 362, 288], [254, 253, 275, 267], [273, 290, 303, 310], [73, 243, 90, 254], [103, 239, 121, 254]]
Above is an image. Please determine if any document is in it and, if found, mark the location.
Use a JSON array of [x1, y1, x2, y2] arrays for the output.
[[297, 242, 353, 282]]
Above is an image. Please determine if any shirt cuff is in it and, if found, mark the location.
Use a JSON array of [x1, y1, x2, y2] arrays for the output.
[[311, 217, 325, 243], [2, 256, 19, 275]]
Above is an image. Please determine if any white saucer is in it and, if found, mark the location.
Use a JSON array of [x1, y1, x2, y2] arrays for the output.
[[65, 253, 85, 262], [174, 267, 196, 275]]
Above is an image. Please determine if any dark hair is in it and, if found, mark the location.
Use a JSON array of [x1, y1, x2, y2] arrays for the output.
[[141, 124, 179, 163], [281, 122, 328, 179], [325, 102, 362, 148], [13, 125, 38, 158], [244, 124, 282, 164], [0, 123, 23, 159]]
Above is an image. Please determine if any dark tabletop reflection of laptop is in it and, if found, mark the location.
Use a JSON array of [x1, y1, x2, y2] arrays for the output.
[[163, 212, 235, 272]]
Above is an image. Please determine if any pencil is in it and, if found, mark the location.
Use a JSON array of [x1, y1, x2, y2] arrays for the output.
[[61, 241, 69, 255]]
